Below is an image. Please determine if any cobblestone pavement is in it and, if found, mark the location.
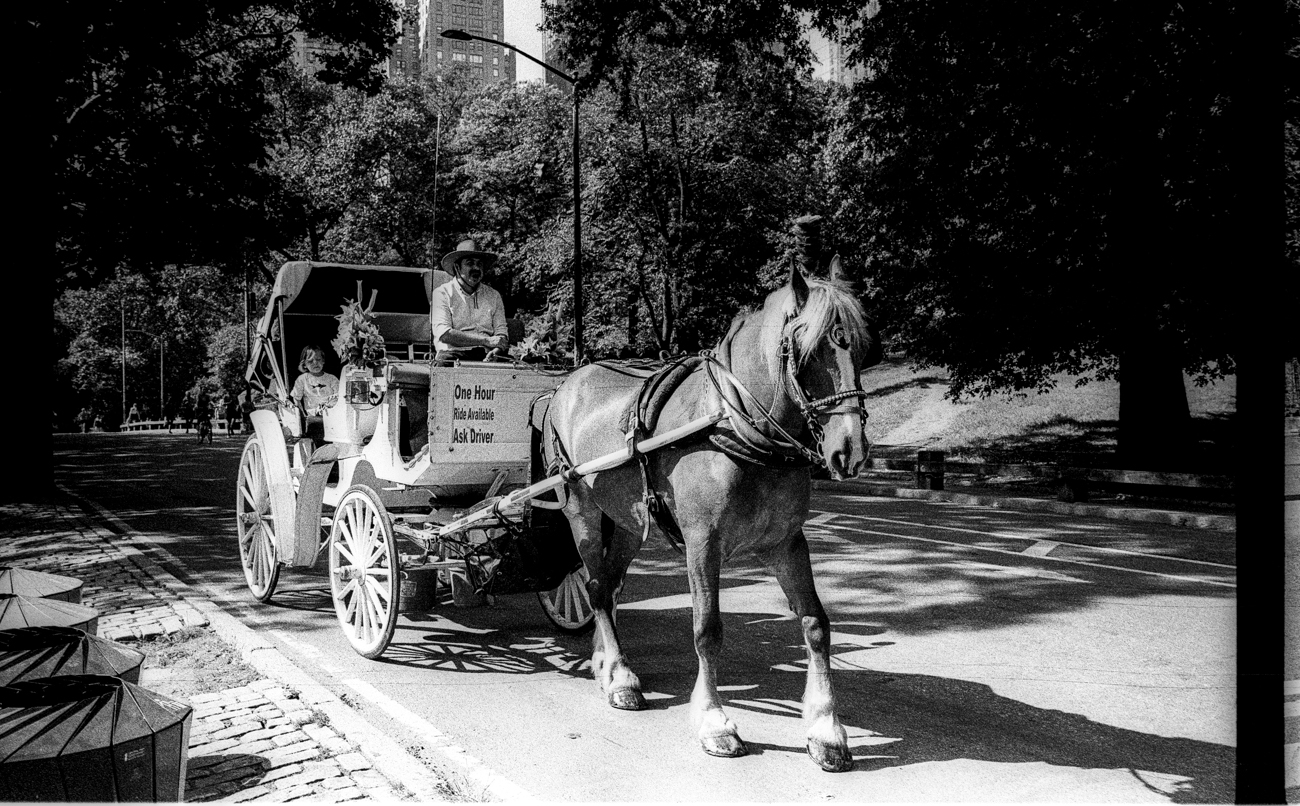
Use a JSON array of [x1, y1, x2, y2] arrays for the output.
[[0, 495, 416, 803]]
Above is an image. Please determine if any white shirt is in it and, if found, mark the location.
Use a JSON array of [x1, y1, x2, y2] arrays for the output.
[[430, 280, 508, 353]]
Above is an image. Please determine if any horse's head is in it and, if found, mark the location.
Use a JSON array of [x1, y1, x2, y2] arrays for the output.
[[781, 258, 882, 480]]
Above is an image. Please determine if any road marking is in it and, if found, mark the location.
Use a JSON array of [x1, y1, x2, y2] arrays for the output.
[[1286, 680, 1300, 696], [806, 516, 1235, 588], [811, 510, 1236, 570], [1021, 540, 1061, 557], [342, 678, 537, 802], [269, 629, 347, 676], [1288, 743, 1300, 789]]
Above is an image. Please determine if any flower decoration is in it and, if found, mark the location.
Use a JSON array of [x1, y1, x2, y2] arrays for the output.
[[332, 282, 386, 369]]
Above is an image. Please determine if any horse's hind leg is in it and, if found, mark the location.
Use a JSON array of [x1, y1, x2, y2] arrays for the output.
[[758, 529, 853, 772], [685, 528, 746, 758], [565, 486, 645, 710]]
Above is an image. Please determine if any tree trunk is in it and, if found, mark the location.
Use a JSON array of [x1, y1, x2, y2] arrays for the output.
[[1117, 319, 1192, 470], [1110, 116, 1192, 470]]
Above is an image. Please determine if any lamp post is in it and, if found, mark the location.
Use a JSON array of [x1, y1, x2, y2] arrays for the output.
[[124, 328, 165, 423], [440, 28, 584, 365]]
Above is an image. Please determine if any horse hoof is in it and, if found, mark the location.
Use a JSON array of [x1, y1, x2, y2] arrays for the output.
[[701, 733, 747, 758], [608, 688, 645, 711], [808, 741, 853, 772]]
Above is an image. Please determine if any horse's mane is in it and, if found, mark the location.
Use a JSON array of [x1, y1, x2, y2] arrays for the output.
[[731, 278, 872, 371]]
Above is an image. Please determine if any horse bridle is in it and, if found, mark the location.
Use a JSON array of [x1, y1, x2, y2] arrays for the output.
[[778, 330, 870, 459], [699, 318, 869, 468]]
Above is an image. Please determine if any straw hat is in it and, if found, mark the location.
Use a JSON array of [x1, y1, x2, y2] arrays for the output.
[[440, 239, 498, 274]]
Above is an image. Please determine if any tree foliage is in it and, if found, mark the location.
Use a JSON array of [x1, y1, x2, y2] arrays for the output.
[[56, 0, 399, 288], [544, 0, 1257, 465]]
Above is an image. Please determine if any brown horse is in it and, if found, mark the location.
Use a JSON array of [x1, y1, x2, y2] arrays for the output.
[[542, 260, 881, 771]]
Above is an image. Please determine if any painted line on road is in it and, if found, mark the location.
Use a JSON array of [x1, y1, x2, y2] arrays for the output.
[[340, 678, 537, 802], [807, 514, 1235, 589], [269, 629, 347, 676], [1021, 540, 1061, 557], [1289, 743, 1300, 789], [812, 510, 1236, 570], [1286, 680, 1300, 696]]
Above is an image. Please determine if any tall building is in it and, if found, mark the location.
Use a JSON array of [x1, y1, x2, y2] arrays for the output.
[[804, 3, 877, 87], [385, 0, 422, 81], [419, 0, 516, 86]]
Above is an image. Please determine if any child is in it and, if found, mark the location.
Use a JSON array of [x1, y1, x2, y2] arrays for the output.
[[291, 345, 339, 415]]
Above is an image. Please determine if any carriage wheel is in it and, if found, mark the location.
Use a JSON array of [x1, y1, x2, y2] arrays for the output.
[[329, 485, 400, 659], [537, 565, 595, 633], [235, 435, 280, 602]]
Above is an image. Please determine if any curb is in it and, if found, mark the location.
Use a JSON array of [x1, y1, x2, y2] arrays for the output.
[[813, 479, 1236, 532], [57, 485, 535, 803]]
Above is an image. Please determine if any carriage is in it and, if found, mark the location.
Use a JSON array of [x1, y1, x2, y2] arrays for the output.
[[236, 261, 596, 658], [237, 247, 882, 771]]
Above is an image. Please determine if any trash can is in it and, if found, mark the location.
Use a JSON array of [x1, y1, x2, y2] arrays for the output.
[[916, 450, 946, 491], [0, 567, 83, 604], [0, 594, 100, 635], [0, 626, 145, 686], [0, 674, 192, 802]]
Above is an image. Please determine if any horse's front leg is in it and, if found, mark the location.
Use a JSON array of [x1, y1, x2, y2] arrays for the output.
[[685, 528, 746, 757], [758, 528, 853, 772], [565, 484, 645, 711]]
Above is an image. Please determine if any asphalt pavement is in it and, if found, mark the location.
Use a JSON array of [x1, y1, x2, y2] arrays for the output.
[[26, 431, 1249, 803]]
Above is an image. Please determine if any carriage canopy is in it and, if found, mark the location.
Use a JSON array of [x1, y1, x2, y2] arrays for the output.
[[246, 261, 450, 396]]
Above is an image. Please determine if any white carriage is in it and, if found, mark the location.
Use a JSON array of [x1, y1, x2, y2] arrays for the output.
[[235, 261, 593, 658]]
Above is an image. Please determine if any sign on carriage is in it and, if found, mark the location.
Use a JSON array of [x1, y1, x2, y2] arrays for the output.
[[428, 366, 558, 452], [449, 380, 502, 444]]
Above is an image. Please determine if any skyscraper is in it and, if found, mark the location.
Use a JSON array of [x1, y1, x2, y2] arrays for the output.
[[419, 0, 516, 86], [385, 0, 422, 81]]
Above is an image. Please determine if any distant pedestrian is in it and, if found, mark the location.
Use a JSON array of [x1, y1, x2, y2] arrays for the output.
[[127, 402, 141, 423], [180, 393, 194, 433], [75, 408, 91, 433], [225, 397, 239, 436]]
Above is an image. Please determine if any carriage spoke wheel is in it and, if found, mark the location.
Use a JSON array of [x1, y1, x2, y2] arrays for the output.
[[329, 485, 400, 659], [236, 436, 280, 602], [537, 565, 595, 633]]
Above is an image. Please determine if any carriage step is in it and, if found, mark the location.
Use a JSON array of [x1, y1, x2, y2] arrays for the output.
[[404, 559, 463, 571]]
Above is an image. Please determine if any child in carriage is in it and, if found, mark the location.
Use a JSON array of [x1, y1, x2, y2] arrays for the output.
[[291, 344, 339, 416]]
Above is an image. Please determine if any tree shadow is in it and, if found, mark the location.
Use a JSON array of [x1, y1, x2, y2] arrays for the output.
[[353, 598, 1233, 803]]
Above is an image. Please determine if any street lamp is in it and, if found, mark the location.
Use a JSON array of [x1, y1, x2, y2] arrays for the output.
[[124, 327, 165, 424], [441, 28, 584, 365]]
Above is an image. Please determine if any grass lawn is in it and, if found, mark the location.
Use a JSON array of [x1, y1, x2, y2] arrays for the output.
[[860, 356, 1237, 468]]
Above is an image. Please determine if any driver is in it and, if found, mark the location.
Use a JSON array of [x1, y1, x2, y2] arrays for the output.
[[431, 238, 509, 366]]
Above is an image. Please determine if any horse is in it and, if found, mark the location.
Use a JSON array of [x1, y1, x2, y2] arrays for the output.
[[542, 258, 882, 771]]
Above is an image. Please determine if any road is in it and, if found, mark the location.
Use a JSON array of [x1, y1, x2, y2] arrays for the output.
[[53, 432, 1236, 802]]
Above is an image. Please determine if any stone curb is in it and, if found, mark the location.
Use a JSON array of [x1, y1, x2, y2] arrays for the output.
[[813, 479, 1236, 532], [57, 485, 536, 803], [48, 486, 456, 803]]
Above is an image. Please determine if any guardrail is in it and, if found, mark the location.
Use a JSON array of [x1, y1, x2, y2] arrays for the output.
[[118, 419, 243, 434], [870, 451, 1233, 503]]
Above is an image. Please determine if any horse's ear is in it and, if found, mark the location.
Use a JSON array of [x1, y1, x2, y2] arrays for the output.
[[790, 259, 809, 309], [828, 254, 843, 282]]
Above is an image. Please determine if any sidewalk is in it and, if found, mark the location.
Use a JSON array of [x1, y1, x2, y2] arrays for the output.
[[0, 492, 448, 803]]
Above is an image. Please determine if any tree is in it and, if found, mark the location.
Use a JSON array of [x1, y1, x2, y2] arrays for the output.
[[55, 0, 400, 288], [512, 41, 830, 357], [547, 0, 1257, 467]]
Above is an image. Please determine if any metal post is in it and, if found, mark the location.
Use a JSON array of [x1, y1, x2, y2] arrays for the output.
[[159, 340, 165, 423], [572, 92, 583, 366], [120, 300, 126, 425], [432, 107, 442, 253], [439, 28, 582, 364]]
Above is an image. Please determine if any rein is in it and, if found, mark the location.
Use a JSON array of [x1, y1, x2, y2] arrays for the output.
[[699, 316, 868, 468]]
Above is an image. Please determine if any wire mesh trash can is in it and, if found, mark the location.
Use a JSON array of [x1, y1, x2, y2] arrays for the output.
[[0, 626, 145, 686], [916, 450, 946, 491], [0, 674, 192, 802], [0, 567, 83, 604], [0, 594, 99, 635]]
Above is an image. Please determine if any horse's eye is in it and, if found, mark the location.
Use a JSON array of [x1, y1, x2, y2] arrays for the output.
[[830, 326, 850, 349]]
